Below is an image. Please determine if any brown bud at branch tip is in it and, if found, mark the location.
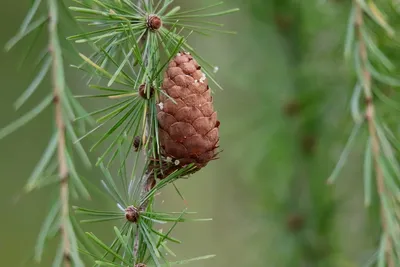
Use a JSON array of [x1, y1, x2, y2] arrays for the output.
[[147, 15, 162, 30], [125, 206, 140, 223], [139, 84, 155, 99]]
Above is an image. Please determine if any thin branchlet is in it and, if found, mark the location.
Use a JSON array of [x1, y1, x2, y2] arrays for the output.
[[48, 0, 71, 265], [354, 2, 393, 266]]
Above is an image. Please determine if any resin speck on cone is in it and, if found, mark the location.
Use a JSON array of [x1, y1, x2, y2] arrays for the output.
[[156, 52, 220, 178]]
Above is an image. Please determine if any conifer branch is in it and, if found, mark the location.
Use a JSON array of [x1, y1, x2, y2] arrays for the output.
[[1, 0, 93, 265], [327, 0, 400, 264], [354, 3, 393, 266], [48, 0, 71, 265], [67, 1, 237, 265]]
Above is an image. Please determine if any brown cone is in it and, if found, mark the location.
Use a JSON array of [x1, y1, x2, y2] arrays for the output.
[[156, 52, 220, 178]]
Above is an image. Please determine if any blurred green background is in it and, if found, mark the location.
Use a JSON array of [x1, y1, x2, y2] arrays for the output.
[[0, 0, 380, 266]]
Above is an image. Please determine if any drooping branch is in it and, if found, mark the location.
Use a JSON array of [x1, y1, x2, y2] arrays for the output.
[[48, 0, 71, 265], [354, 2, 393, 266]]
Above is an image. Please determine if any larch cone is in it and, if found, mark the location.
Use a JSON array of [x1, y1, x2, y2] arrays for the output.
[[156, 52, 220, 178]]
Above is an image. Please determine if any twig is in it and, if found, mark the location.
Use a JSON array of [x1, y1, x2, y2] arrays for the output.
[[132, 0, 152, 260], [133, 223, 140, 264], [48, 0, 71, 266], [133, 171, 153, 262], [354, 2, 393, 266]]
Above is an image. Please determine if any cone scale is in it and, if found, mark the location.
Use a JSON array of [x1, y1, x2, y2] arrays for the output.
[[156, 52, 220, 178]]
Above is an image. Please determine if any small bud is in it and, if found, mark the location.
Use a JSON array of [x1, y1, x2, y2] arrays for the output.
[[133, 136, 141, 151], [125, 206, 140, 223], [138, 83, 154, 99], [147, 15, 162, 30]]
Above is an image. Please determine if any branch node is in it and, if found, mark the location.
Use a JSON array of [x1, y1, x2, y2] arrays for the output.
[[147, 15, 162, 31], [133, 136, 142, 151], [125, 205, 140, 223], [138, 83, 155, 100], [63, 252, 72, 263], [365, 96, 373, 105], [60, 173, 69, 184]]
